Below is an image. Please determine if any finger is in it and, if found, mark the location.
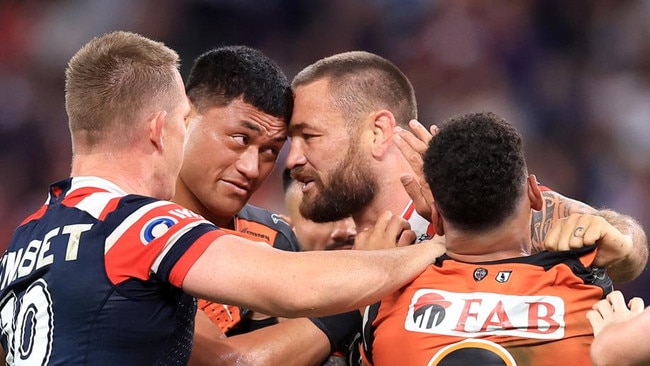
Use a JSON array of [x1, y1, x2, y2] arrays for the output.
[[401, 174, 432, 218], [628, 297, 645, 314], [352, 227, 371, 244], [373, 210, 393, 233], [397, 229, 416, 247], [429, 124, 439, 137], [591, 297, 614, 320], [574, 215, 604, 247], [408, 119, 434, 146], [562, 214, 585, 250], [543, 220, 561, 251], [605, 290, 627, 310], [549, 214, 582, 251], [586, 309, 605, 336], [385, 214, 411, 241], [393, 129, 426, 173]]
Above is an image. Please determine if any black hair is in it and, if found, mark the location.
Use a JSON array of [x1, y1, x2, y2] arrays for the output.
[[186, 45, 293, 123], [423, 112, 527, 233]]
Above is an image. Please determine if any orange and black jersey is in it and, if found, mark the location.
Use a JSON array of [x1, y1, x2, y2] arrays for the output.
[[198, 204, 300, 335], [362, 246, 612, 366]]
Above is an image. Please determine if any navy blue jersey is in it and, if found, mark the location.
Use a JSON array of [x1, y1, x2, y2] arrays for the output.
[[0, 177, 224, 365]]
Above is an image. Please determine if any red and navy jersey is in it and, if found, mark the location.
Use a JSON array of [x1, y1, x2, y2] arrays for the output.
[[198, 204, 300, 335], [0, 177, 224, 365], [361, 247, 613, 366]]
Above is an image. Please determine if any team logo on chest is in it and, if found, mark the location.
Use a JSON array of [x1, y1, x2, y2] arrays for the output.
[[405, 289, 566, 339]]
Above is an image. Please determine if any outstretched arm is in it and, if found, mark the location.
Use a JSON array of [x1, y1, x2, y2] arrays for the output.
[[183, 211, 446, 318], [534, 190, 648, 282]]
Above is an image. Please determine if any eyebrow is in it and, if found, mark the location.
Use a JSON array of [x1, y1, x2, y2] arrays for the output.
[[287, 121, 306, 135], [241, 120, 287, 142]]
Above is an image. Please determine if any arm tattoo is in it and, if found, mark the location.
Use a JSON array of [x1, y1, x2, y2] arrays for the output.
[[530, 191, 596, 252]]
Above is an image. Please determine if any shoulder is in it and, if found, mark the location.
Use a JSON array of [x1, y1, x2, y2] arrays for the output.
[[236, 204, 300, 252]]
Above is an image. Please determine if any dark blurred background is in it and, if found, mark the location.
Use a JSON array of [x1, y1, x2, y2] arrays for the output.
[[1, 0, 648, 300]]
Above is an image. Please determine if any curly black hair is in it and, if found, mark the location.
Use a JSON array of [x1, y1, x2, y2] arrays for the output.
[[423, 112, 527, 233], [185, 45, 293, 123]]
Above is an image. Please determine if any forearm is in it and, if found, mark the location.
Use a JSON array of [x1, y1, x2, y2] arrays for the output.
[[185, 236, 444, 318], [531, 190, 597, 251], [596, 210, 648, 283], [260, 244, 441, 317], [190, 318, 330, 366], [530, 191, 647, 282]]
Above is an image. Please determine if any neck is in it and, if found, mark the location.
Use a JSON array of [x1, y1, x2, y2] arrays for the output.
[[444, 208, 533, 262], [71, 153, 154, 196], [353, 150, 417, 231], [352, 181, 412, 232], [172, 179, 235, 229]]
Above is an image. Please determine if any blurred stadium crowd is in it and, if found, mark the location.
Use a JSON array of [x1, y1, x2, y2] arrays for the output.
[[1, 0, 648, 299]]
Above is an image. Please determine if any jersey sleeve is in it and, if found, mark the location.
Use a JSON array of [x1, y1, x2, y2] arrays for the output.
[[273, 226, 301, 252], [103, 195, 224, 288]]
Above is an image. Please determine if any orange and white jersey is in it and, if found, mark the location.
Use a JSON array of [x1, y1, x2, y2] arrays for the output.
[[362, 246, 612, 366]]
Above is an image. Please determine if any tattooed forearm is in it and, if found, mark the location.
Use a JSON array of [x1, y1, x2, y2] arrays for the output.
[[530, 190, 597, 252], [530, 190, 648, 282]]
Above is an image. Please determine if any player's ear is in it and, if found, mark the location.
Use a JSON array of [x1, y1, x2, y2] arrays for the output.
[[370, 110, 396, 159], [149, 110, 167, 152], [527, 174, 543, 211]]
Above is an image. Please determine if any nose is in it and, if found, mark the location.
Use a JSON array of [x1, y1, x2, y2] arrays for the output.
[[285, 139, 307, 170], [330, 218, 357, 243], [235, 148, 260, 179]]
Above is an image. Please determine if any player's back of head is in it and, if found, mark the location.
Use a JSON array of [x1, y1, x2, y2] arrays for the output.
[[423, 111, 527, 233], [65, 31, 180, 146]]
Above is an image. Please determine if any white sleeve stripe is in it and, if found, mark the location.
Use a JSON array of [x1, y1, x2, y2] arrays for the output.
[[150, 219, 213, 274], [75, 192, 121, 219], [104, 200, 171, 254]]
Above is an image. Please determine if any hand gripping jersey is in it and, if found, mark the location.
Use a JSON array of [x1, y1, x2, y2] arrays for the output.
[[197, 204, 300, 335], [0, 177, 225, 365], [361, 247, 613, 366]]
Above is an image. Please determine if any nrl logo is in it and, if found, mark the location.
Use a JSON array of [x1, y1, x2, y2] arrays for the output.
[[496, 271, 512, 283]]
